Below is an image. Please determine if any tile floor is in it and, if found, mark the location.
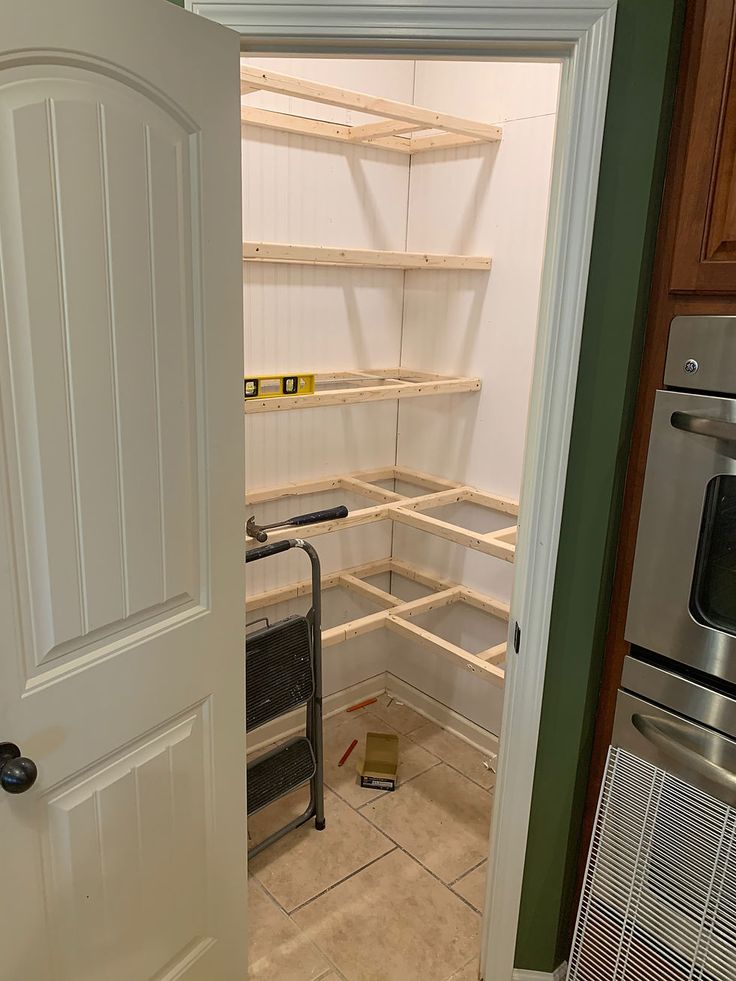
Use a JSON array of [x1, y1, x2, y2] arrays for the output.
[[247, 694, 497, 981]]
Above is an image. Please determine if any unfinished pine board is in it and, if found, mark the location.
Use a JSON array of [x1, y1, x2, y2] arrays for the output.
[[245, 557, 509, 686], [243, 242, 491, 270], [245, 466, 461, 543], [241, 107, 428, 154], [243, 369, 482, 413], [385, 616, 504, 685], [240, 64, 503, 155], [389, 487, 520, 561], [245, 467, 519, 560]]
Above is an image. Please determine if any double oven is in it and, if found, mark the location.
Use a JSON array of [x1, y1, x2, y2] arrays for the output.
[[568, 316, 736, 979], [619, 314, 736, 806]]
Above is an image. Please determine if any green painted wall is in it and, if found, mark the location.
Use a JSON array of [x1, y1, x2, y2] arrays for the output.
[[515, 0, 686, 971]]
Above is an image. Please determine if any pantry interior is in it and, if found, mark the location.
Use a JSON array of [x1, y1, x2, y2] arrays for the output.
[[242, 54, 561, 979]]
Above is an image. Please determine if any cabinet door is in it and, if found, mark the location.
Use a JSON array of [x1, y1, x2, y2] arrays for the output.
[[671, 0, 736, 293]]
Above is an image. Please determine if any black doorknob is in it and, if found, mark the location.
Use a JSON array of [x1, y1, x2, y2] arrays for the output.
[[0, 742, 38, 794]]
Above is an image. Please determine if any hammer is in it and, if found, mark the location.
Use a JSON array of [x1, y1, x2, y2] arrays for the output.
[[247, 505, 348, 543]]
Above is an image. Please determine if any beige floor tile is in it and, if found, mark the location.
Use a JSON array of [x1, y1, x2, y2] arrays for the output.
[[250, 788, 393, 912], [323, 710, 439, 807], [446, 958, 480, 981], [361, 765, 492, 883], [248, 879, 331, 981], [293, 849, 480, 981], [407, 723, 497, 790], [368, 693, 427, 733], [452, 862, 487, 913]]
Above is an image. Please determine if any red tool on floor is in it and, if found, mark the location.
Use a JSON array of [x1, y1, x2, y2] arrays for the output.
[[346, 697, 377, 713], [338, 739, 358, 767]]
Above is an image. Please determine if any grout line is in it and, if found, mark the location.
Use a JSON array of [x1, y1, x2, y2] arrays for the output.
[[398, 731, 497, 792], [448, 854, 487, 888], [286, 845, 398, 916]]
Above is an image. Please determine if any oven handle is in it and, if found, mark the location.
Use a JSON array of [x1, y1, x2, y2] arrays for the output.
[[632, 712, 736, 795], [671, 410, 736, 442]]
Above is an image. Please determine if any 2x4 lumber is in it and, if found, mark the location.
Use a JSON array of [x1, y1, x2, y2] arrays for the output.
[[243, 241, 491, 271], [348, 120, 424, 141], [240, 65, 502, 143], [338, 574, 403, 610], [478, 642, 508, 665], [240, 106, 413, 154], [390, 507, 516, 562], [385, 615, 504, 686], [387, 587, 461, 620], [390, 486, 470, 512], [407, 132, 487, 153], [339, 476, 406, 503], [246, 558, 393, 612], [322, 610, 388, 648], [246, 572, 344, 612], [246, 504, 388, 544], [390, 466, 463, 492], [246, 475, 342, 506], [490, 526, 518, 545], [388, 558, 455, 592], [466, 489, 519, 517], [460, 587, 511, 621], [243, 374, 482, 412]]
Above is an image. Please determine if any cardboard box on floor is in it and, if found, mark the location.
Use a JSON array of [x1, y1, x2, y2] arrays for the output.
[[359, 732, 399, 791]]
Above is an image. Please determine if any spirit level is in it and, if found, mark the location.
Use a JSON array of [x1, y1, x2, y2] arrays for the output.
[[244, 373, 315, 399]]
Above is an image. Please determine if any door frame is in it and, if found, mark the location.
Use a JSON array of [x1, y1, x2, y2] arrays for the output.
[[189, 2, 617, 977]]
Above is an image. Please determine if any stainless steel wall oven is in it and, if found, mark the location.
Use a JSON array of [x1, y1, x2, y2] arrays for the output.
[[570, 316, 736, 981], [627, 315, 736, 684]]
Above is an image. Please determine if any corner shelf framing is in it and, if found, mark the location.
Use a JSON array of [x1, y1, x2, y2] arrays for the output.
[[242, 242, 491, 271], [247, 556, 509, 687], [241, 64, 503, 156], [243, 369, 482, 413], [245, 465, 519, 561]]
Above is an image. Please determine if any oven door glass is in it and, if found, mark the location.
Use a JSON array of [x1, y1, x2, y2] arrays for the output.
[[626, 389, 736, 683], [691, 475, 736, 635]]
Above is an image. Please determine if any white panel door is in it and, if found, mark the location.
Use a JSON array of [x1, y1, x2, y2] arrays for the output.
[[0, 2, 246, 979]]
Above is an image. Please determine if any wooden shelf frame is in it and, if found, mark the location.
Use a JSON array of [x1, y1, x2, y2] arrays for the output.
[[389, 486, 519, 561], [246, 556, 509, 687], [245, 465, 519, 562], [243, 241, 491, 270], [243, 369, 482, 413], [241, 64, 503, 156]]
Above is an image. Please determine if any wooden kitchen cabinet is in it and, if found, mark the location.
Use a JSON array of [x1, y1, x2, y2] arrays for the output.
[[671, 0, 736, 292]]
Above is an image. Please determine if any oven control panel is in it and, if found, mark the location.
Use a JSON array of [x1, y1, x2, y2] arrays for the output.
[[665, 316, 736, 395]]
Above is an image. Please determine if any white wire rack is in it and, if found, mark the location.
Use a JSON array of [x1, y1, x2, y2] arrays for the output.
[[569, 746, 736, 981]]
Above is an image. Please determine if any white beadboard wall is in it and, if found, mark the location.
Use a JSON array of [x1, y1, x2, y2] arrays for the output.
[[242, 57, 414, 691], [242, 57, 560, 723]]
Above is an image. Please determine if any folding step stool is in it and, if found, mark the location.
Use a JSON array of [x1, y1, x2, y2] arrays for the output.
[[245, 538, 325, 859]]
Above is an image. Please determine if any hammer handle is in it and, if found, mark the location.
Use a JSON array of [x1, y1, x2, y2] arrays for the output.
[[287, 505, 348, 527]]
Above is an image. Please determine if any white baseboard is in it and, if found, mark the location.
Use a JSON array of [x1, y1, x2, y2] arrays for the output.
[[246, 674, 387, 753], [386, 673, 499, 756], [513, 962, 568, 981]]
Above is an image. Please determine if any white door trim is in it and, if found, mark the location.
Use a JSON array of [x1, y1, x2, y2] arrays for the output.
[[190, 3, 617, 978]]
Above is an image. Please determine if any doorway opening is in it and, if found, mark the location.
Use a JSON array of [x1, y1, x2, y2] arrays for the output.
[[243, 53, 561, 981]]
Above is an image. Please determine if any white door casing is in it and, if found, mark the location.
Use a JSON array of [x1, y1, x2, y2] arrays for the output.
[[0, 2, 245, 979], [192, 3, 617, 980]]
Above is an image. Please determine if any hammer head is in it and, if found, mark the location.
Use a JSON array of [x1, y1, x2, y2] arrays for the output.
[[246, 515, 268, 543]]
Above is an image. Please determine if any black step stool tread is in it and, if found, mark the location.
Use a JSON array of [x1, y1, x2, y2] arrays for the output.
[[246, 615, 313, 731], [247, 736, 316, 816]]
